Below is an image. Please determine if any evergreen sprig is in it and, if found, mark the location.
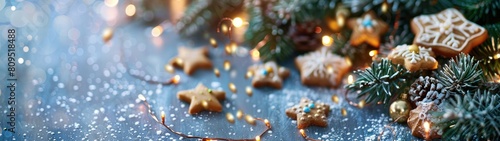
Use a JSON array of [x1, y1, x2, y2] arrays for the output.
[[470, 36, 500, 79], [437, 90, 500, 140], [346, 59, 412, 104], [275, 0, 339, 23], [176, 0, 243, 36], [342, 0, 450, 16], [453, 0, 500, 24], [244, 0, 294, 61], [434, 53, 485, 95]]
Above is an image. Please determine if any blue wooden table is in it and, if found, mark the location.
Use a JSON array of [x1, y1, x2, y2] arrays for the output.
[[0, 1, 419, 140]]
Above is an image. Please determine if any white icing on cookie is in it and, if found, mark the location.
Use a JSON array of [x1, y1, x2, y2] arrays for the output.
[[391, 45, 436, 64], [413, 8, 486, 51], [296, 48, 350, 84]]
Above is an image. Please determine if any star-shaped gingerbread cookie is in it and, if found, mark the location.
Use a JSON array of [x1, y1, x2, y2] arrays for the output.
[[295, 47, 351, 88], [169, 47, 213, 75], [347, 11, 389, 47], [411, 8, 488, 57], [247, 61, 290, 89], [177, 83, 225, 114], [286, 98, 330, 129], [388, 44, 438, 72]]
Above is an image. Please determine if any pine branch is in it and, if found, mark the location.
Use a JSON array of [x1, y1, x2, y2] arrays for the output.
[[437, 90, 500, 140], [452, 0, 500, 24], [176, 0, 244, 36], [330, 30, 351, 56], [342, 0, 450, 16], [434, 53, 485, 95], [274, 0, 340, 23], [245, 0, 294, 61], [346, 59, 412, 104], [470, 35, 500, 80]]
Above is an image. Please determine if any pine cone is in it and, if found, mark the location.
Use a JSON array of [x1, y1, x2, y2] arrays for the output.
[[288, 21, 322, 52], [409, 76, 450, 107]]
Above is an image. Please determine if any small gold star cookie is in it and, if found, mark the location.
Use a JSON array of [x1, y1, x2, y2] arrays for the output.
[[295, 47, 351, 88], [169, 47, 213, 75], [411, 8, 488, 57], [347, 11, 389, 47], [247, 61, 290, 89], [388, 44, 438, 72], [177, 83, 225, 114], [286, 98, 330, 129]]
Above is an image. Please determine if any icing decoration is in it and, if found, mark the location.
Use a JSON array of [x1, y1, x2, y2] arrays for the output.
[[248, 61, 290, 89], [388, 44, 438, 72], [303, 107, 311, 113], [295, 47, 351, 87], [347, 11, 389, 47], [411, 8, 488, 57], [286, 98, 331, 129]]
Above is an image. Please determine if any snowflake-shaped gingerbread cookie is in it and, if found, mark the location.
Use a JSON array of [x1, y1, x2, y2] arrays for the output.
[[388, 44, 438, 72], [411, 8, 488, 57], [295, 47, 351, 88]]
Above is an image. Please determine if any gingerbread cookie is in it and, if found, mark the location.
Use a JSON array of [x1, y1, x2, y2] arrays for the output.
[[177, 83, 225, 114], [407, 102, 443, 139], [347, 11, 389, 47], [388, 44, 438, 72], [295, 47, 351, 88], [411, 8, 488, 57], [286, 98, 330, 129], [247, 61, 290, 89], [169, 47, 213, 75]]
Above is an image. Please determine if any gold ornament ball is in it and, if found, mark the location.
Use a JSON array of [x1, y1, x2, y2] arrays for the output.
[[265, 66, 274, 74], [408, 44, 420, 54], [389, 100, 411, 123]]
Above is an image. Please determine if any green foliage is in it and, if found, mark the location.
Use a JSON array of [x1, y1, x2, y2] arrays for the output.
[[453, 0, 500, 24], [177, 0, 243, 36], [343, 0, 450, 16], [470, 35, 500, 80], [434, 53, 485, 94], [438, 90, 500, 140], [275, 0, 340, 23], [346, 59, 412, 104], [244, 0, 294, 61]]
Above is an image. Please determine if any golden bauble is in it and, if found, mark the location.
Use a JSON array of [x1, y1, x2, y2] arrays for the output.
[[408, 44, 420, 54], [389, 99, 411, 123], [265, 66, 274, 74]]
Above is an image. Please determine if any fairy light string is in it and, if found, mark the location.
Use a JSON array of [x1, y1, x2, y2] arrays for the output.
[[138, 94, 272, 141], [217, 17, 235, 41]]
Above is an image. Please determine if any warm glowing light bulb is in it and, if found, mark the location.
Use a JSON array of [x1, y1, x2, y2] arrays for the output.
[[423, 121, 430, 132], [138, 94, 146, 101], [161, 111, 166, 124], [251, 49, 260, 61], [337, 15, 345, 27], [347, 75, 354, 84], [105, 0, 119, 7], [125, 4, 136, 16], [299, 129, 306, 137], [322, 35, 333, 46], [494, 53, 500, 59], [233, 17, 243, 28], [224, 60, 231, 71], [151, 26, 163, 37], [172, 75, 180, 84], [358, 100, 366, 108], [381, 2, 388, 13], [369, 50, 378, 57]]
